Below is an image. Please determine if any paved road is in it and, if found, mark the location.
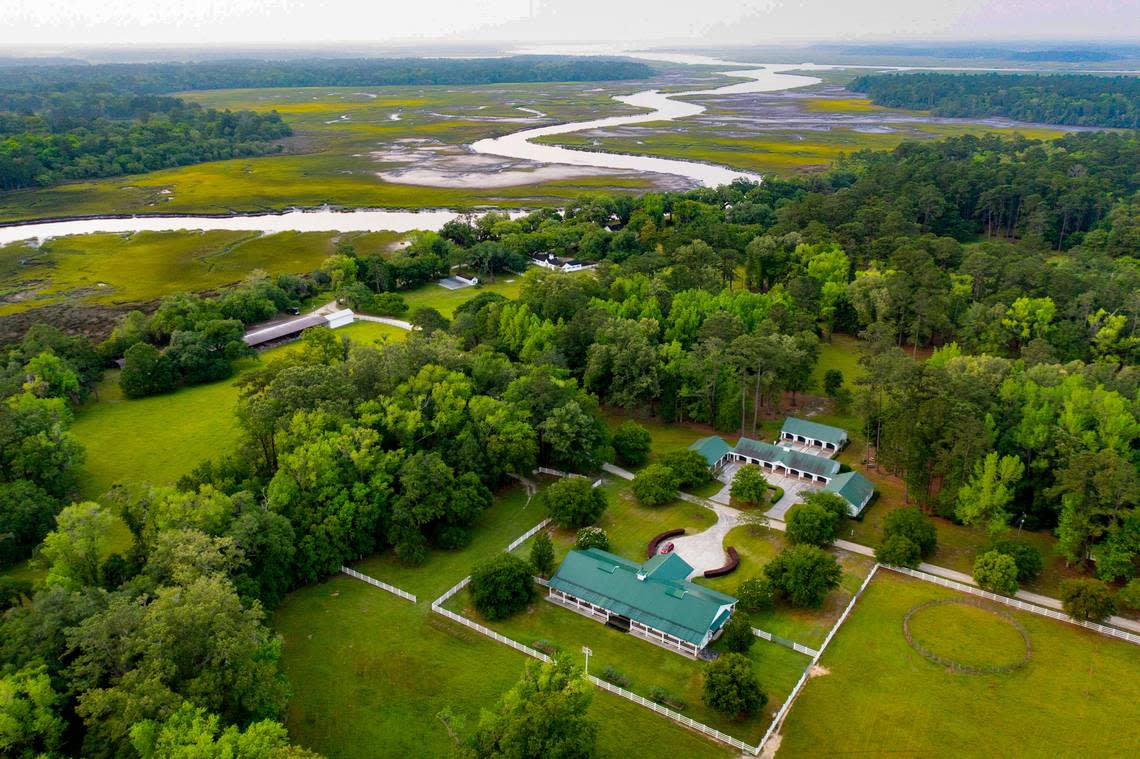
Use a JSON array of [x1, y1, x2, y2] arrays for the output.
[[354, 313, 414, 331]]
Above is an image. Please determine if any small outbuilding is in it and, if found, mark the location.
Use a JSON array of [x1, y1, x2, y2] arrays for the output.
[[547, 548, 737, 658], [822, 470, 876, 517], [689, 435, 733, 471]]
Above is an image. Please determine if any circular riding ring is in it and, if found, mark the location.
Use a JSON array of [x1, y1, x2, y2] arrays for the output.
[[903, 598, 1031, 675]]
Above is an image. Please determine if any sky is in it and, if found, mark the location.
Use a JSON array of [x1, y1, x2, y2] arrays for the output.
[[2, 0, 1138, 47]]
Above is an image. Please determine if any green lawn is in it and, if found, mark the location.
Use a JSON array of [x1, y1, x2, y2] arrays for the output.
[[810, 333, 863, 393], [275, 575, 734, 759], [516, 478, 718, 568], [445, 586, 807, 746], [400, 277, 522, 318], [776, 570, 1140, 758], [70, 319, 407, 500]]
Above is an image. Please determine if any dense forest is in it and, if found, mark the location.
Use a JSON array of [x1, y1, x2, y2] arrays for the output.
[[0, 92, 292, 190], [1, 128, 1137, 756], [850, 72, 1140, 128], [0, 56, 653, 93]]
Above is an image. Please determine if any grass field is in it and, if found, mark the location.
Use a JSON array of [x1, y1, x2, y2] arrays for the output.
[[275, 485, 735, 758], [70, 319, 407, 499], [775, 570, 1140, 758]]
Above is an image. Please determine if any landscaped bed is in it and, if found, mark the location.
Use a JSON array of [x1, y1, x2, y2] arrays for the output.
[[775, 570, 1140, 757]]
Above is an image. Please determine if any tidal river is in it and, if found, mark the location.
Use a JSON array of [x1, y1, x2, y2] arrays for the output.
[[0, 56, 820, 244]]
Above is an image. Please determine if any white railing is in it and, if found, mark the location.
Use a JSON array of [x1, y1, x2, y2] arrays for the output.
[[752, 563, 881, 755], [431, 604, 554, 662], [886, 565, 1140, 646], [506, 518, 552, 553], [535, 466, 588, 480], [433, 575, 471, 607], [339, 566, 417, 603], [601, 462, 635, 480], [589, 676, 758, 754], [749, 627, 820, 657]]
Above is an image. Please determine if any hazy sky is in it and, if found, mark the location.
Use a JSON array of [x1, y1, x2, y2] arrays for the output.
[[3, 0, 1138, 47]]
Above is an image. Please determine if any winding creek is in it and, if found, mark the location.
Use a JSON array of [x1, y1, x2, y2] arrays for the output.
[[0, 56, 820, 244]]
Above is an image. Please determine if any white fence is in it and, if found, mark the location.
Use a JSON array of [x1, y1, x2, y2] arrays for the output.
[[589, 675, 757, 754], [601, 462, 635, 481], [506, 518, 553, 553], [752, 563, 881, 755], [535, 467, 604, 488], [751, 627, 819, 657], [886, 565, 1140, 646], [432, 604, 555, 662], [339, 566, 417, 603], [434, 576, 471, 607]]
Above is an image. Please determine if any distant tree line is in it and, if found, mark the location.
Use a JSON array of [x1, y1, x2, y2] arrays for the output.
[[850, 72, 1140, 128], [0, 56, 653, 93], [0, 91, 291, 190]]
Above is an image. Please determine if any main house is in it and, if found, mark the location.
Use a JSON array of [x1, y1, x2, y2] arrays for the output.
[[547, 548, 737, 658]]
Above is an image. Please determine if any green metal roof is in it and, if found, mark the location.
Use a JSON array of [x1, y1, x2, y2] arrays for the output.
[[548, 548, 737, 645], [823, 471, 875, 516], [781, 417, 848, 445], [688, 435, 732, 467], [733, 438, 842, 478]]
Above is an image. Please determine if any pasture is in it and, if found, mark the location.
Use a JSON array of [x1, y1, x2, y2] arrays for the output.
[[775, 570, 1140, 758]]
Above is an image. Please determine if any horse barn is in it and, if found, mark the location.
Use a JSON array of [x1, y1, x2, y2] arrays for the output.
[[779, 417, 848, 453], [547, 548, 737, 658], [242, 308, 355, 349]]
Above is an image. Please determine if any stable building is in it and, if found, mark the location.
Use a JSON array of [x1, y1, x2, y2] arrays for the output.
[[731, 437, 842, 483], [242, 308, 356, 349], [547, 548, 737, 658], [780, 417, 848, 453], [689, 435, 734, 471], [823, 470, 876, 517]]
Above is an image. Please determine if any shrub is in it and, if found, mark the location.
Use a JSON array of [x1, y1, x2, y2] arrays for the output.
[[660, 450, 711, 489], [785, 502, 838, 547], [600, 666, 630, 689], [631, 464, 679, 506], [702, 653, 767, 719], [802, 491, 850, 524], [530, 532, 555, 577], [992, 540, 1043, 582], [410, 306, 449, 336], [370, 292, 408, 316], [729, 465, 769, 507], [469, 553, 537, 621], [735, 577, 773, 612], [764, 545, 842, 608], [611, 421, 651, 466], [1059, 578, 1117, 622], [532, 639, 561, 656], [718, 613, 755, 653], [973, 550, 1019, 596], [120, 342, 176, 398], [1118, 578, 1140, 613], [545, 477, 608, 529], [649, 687, 686, 711], [882, 507, 937, 557], [875, 534, 921, 568], [574, 526, 610, 552]]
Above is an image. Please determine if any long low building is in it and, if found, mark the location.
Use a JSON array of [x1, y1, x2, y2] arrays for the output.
[[547, 548, 737, 658], [780, 416, 848, 453], [242, 308, 355, 348]]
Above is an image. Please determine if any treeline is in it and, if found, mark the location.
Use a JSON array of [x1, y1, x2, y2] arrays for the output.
[[850, 72, 1140, 128], [0, 91, 291, 190], [0, 56, 653, 93]]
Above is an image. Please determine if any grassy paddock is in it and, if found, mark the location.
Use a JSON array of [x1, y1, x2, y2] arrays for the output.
[[776, 570, 1140, 757], [275, 575, 734, 759], [71, 319, 407, 499], [445, 585, 807, 746]]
